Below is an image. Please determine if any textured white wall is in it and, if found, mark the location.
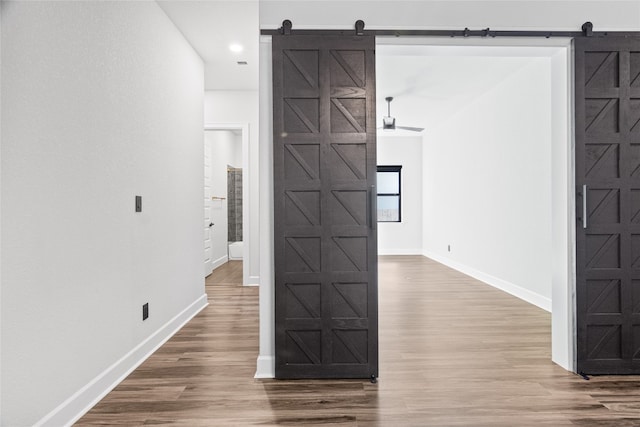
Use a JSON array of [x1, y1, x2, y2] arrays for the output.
[[1, 2, 205, 425], [204, 91, 260, 285], [422, 58, 553, 308], [377, 135, 423, 255]]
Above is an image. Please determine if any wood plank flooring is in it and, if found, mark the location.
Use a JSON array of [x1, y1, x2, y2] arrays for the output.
[[76, 256, 640, 426]]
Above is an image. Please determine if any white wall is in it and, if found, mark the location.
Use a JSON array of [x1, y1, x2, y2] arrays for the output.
[[205, 91, 260, 285], [377, 135, 423, 255], [1, 2, 205, 425], [549, 47, 574, 371], [205, 130, 242, 267], [422, 58, 553, 310], [256, 39, 275, 378], [0, 2, 3, 422]]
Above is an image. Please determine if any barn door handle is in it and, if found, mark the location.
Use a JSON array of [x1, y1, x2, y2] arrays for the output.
[[582, 184, 588, 229], [370, 185, 376, 229]]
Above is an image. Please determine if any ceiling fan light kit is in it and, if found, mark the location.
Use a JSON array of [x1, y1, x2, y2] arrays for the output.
[[381, 96, 425, 133], [382, 115, 396, 130]]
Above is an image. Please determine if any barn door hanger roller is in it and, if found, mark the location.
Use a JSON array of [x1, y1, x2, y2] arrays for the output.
[[279, 19, 366, 36]]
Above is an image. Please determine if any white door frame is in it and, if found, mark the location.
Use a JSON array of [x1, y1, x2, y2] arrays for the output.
[[375, 36, 576, 372], [204, 134, 214, 277], [205, 122, 251, 287]]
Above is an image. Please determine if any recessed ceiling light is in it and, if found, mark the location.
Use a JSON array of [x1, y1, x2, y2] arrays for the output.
[[229, 43, 244, 53]]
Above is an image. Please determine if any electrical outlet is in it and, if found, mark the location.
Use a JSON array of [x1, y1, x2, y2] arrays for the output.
[[448, 245, 451, 252], [135, 196, 142, 212], [142, 303, 149, 320]]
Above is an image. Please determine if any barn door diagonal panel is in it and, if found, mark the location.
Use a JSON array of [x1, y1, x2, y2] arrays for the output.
[[576, 37, 640, 374], [272, 35, 378, 379]]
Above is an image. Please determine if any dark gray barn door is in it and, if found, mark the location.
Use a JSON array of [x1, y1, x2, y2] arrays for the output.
[[272, 35, 378, 379], [576, 37, 640, 374]]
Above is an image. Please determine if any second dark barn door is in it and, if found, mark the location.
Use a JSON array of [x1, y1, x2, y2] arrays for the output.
[[272, 35, 378, 379], [576, 37, 640, 374]]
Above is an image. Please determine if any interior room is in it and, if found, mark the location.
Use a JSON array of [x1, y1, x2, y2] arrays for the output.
[[204, 129, 244, 276], [377, 41, 561, 311]]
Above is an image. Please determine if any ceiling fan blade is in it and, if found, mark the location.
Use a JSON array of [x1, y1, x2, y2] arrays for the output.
[[396, 126, 425, 132]]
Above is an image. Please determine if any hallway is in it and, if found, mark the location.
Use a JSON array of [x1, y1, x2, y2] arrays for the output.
[[76, 257, 640, 426]]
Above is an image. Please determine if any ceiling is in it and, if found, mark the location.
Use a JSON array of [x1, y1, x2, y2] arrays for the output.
[[157, 1, 259, 91], [376, 44, 563, 135], [156, 3, 562, 133]]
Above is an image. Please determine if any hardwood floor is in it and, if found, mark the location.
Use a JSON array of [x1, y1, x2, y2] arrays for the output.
[[76, 256, 640, 426]]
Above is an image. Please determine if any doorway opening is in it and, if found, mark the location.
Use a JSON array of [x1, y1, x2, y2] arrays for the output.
[[375, 37, 574, 371], [204, 123, 250, 286]]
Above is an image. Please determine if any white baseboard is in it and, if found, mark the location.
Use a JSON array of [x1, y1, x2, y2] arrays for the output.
[[422, 251, 551, 312], [211, 254, 228, 271], [245, 275, 260, 287], [254, 355, 275, 379], [35, 294, 209, 427]]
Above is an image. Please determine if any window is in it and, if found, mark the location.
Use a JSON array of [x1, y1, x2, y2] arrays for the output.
[[377, 165, 402, 222]]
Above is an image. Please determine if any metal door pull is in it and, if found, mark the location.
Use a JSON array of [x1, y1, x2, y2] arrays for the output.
[[582, 184, 588, 229], [370, 185, 376, 229]]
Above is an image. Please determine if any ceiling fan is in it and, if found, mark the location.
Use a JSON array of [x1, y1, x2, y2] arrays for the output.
[[380, 96, 425, 132]]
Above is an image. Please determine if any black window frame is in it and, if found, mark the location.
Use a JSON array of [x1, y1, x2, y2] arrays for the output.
[[376, 165, 402, 222]]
